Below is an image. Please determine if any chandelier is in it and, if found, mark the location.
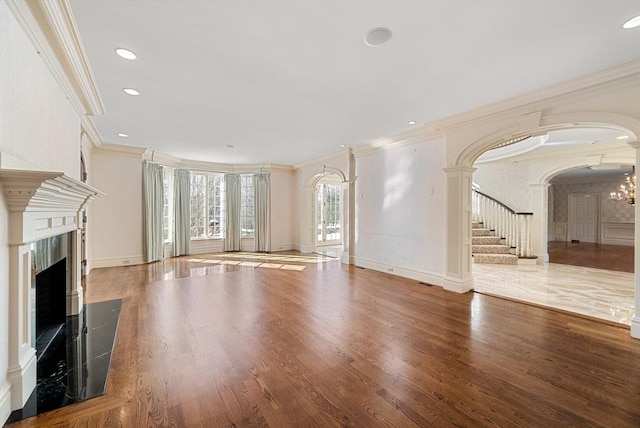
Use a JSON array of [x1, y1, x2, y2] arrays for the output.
[[610, 168, 636, 205]]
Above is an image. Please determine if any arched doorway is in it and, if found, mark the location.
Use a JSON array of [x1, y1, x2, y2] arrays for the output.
[[315, 175, 342, 248], [304, 167, 348, 257], [464, 125, 635, 325]]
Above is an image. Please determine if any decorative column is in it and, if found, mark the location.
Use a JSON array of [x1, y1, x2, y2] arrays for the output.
[[529, 183, 550, 263], [443, 166, 475, 293], [341, 149, 356, 265], [7, 244, 37, 409], [630, 141, 640, 339], [67, 228, 83, 315]]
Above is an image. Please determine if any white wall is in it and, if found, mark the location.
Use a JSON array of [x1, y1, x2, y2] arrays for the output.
[[0, 2, 82, 422], [354, 138, 447, 284], [91, 151, 144, 267], [270, 167, 297, 251], [473, 161, 532, 212]]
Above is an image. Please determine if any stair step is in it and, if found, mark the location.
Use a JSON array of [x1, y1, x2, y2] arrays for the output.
[[472, 236, 501, 245], [473, 254, 518, 265], [472, 244, 512, 254], [472, 228, 493, 236], [472, 221, 484, 228]]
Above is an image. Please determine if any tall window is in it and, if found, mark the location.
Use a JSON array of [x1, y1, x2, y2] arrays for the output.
[[162, 168, 173, 243], [190, 173, 225, 239], [240, 175, 254, 237]]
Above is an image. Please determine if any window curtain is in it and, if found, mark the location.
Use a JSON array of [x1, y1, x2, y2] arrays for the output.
[[143, 161, 164, 263], [225, 174, 241, 251], [253, 173, 270, 252], [173, 169, 191, 256]]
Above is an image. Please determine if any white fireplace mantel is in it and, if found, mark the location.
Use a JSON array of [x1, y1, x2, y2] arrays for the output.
[[0, 169, 104, 245], [0, 162, 105, 411]]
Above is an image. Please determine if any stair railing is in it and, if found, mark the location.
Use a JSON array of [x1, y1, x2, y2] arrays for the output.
[[472, 189, 533, 257]]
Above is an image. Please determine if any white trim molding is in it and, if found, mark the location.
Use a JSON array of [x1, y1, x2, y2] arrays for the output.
[[5, 0, 105, 117], [92, 256, 146, 269], [0, 380, 12, 426], [600, 223, 634, 246], [353, 257, 444, 288]]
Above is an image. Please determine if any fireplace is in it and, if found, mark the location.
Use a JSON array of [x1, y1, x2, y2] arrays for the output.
[[0, 166, 104, 413]]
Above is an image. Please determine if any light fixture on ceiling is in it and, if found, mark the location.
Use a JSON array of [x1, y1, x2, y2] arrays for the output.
[[617, 135, 630, 140], [115, 48, 137, 60], [408, 121, 417, 125], [365, 27, 392, 46], [225, 144, 234, 149], [340, 144, 346, 148], [610, 167, 636, 205], [623, 15, 640, 29], [117, 133, 128, 138], [123, 88, 140, 96]]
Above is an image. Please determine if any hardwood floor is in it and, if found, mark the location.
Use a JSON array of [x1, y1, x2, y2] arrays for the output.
[[7, 253, 640, 427], [548, 241, 634, 273]]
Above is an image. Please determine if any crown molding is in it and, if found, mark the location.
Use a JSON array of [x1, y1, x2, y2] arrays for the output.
[[428, 60, 640, 132], [95, 143, 147, 159], [5, 0, 105, 117], [353, 127, 443, 159], [80, 116, 103, 148], [503, 141, 634, 163], [294, 149, 349, 169]]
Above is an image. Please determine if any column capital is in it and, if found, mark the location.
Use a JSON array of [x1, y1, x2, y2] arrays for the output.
[[443, 165, 476, 174]]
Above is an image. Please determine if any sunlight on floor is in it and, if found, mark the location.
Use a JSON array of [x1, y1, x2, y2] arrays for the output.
[[185, 251, 339, 272]]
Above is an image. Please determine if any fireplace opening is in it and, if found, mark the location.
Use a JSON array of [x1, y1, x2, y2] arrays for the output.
[[31, 233, 72, 359], [35, 258, 68, 357]]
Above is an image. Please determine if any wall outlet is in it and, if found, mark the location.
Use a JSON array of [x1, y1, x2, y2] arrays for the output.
[[388, 267, 394, 272]]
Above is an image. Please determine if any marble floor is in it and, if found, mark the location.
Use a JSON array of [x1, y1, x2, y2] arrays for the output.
[[473, 263, 635, 326], [7, 299, 122, 423]]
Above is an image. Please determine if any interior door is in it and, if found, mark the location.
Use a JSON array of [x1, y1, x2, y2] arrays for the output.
[[569, 194, 599, 243], [316, 183, 341, 246]]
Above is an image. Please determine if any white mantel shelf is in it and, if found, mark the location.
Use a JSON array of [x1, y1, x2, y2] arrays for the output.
[[0, 168, 105, 245]]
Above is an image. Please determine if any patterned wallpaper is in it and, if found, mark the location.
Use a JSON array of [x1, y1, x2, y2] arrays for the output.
[[551, 181, 634, 223]]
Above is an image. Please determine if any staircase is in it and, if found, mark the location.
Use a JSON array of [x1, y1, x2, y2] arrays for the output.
[[472, 221, 517, 265]]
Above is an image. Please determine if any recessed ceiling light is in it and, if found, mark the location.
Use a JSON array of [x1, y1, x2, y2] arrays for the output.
[[123, 88, 140, 96], [340, 144, 345, 147], [617, 135, 630, 139], [408, 121, 417, 125], [365, 27, 392, 47], [623, 15, 640, 29], [115, 48, 137, 60], [117, 133, 128, 138]]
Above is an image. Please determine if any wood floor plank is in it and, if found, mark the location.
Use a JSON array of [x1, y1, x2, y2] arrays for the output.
[[6, 253, 640, 427]]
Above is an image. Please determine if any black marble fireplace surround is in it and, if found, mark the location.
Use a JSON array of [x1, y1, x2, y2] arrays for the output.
[[6, 299, 122, 424]]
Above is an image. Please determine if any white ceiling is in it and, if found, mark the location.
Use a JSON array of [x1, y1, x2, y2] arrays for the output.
[[69, 1, 640, 165]]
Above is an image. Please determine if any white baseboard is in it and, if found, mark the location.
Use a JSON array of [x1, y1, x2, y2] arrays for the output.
[[299, 245, 315, 254], [0, 380, 11, 427], [92, 256, 145, 268], [443, 276, 474, 294], [270, 243, 297, 252], [7, 349, 36, 410], [631, 317, 640, 340], [353, 257, 444, 287]]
